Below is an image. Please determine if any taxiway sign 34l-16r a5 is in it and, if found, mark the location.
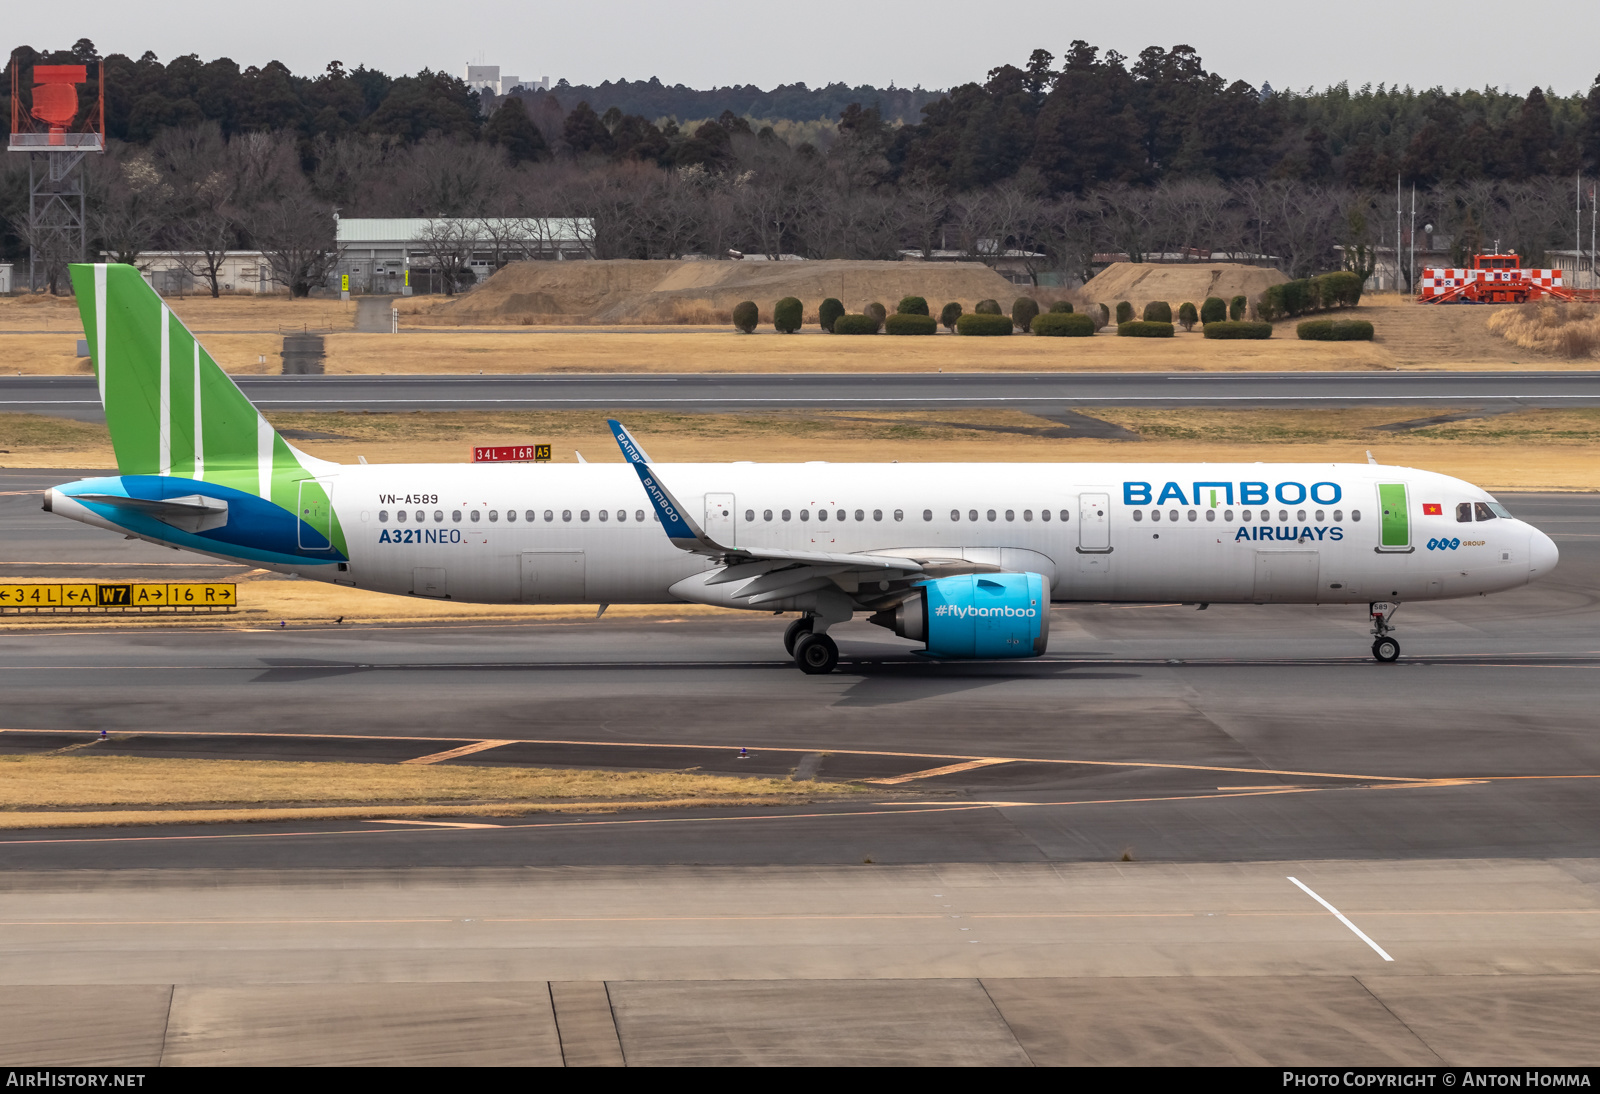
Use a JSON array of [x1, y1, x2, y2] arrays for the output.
[[43, 264, 1558, 673]]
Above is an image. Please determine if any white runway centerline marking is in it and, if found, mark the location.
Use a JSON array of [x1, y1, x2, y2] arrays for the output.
[[1287, 876, 1394, 962]]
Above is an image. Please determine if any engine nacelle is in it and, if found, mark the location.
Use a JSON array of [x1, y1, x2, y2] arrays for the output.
[[869, 572, 1049, 658]]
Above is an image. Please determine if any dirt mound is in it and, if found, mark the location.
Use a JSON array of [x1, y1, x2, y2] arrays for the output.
[[421, 259, 1023, 325], [1081, 263, 1287, 313]]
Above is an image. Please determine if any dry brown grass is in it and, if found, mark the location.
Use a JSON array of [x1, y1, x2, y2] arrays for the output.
[[1487, 300, 1600, 359], [0, 753, 852, 828], [0, 291, 357, 332]]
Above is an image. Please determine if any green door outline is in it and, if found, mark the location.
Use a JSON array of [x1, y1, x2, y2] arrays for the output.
[[1377, 482, 1411, 550]]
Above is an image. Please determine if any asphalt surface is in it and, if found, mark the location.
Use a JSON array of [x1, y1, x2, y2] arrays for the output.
[[3, 477, 1597, 1065], [5, 369, 1600, 420]]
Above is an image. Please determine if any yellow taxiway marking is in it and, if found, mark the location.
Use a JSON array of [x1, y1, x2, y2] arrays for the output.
[[401, 740, 515, 765], [868, 758, 1013, 785]]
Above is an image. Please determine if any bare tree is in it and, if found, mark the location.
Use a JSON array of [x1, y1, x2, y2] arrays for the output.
[[414, 218, 476, 294], [89, 149, 171, 268], [243, 191, 340, 297]]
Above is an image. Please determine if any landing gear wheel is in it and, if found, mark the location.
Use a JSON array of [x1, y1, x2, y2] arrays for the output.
[[783, 616, 814, 656], [1372, 636, 1400, 663], [794, 632, 839, 675]]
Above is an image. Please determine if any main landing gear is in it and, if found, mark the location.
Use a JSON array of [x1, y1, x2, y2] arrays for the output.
[[785, 614, 839, 675], [1370, 602, 1401, 663]]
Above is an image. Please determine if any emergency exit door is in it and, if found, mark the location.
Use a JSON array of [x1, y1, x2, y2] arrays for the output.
[[1078, 492, 1111, 552], [704, 493, 736, 545]]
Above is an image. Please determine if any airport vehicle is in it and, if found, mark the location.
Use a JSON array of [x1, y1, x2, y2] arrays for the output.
[[43, 264, 1558, 673], [1418, 252, 1574, 304]]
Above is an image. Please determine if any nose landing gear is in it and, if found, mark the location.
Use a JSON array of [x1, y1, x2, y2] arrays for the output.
[[1370, 602, 1401, 662]]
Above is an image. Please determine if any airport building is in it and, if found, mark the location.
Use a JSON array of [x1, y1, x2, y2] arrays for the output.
[[334, 217, 596, 294], [463, 65, 549, 96]]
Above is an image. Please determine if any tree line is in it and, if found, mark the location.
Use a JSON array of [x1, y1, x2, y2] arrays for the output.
[[4, 39, 1599, 293]]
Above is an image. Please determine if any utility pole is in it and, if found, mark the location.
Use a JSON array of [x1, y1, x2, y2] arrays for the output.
[[1409, 184, 1417, 298], [1396, 174, 1402, 295]]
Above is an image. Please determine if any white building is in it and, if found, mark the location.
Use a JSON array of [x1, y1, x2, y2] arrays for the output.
[[100, 252, 279, 295], [334, 217, 595, 294], [463, 65, 549, 96], [0, 263, 12, 293]]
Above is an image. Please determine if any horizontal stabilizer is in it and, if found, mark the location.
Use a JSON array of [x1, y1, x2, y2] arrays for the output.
[[74, 492, 230, 534]]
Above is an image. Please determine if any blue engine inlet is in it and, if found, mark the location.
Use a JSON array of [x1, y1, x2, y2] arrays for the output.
[[869, 572, 1050, 658]]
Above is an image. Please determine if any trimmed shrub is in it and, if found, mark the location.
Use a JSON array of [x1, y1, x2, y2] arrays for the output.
[[1142, 300, 1173, 323], [896, 295, 929, 316], [1297, 319, 1375, 341], [1117, 320, 1174, 338], [885, 313, 938, 335], [773, 296, 802, 333], [956, 313, 1014, 336], [1202, 321, 1273, 340], [1090, 303, 1111, 330], [1177, 302, 1198, 332], [1031, 312, 1096, 337], [974, 298, 1002, 315], [832, 314, 880, 335], [1200, 296, 1226, 325], [1115, 300, 1134, 324], [1229, 295, 1247, 321], [939, 301, 963, 331], [1259, 272, 1367, 322], [818, 297, 845, 332], [1012, 296, 1040, 333], [1317, 271, 1364, 307], [865, 301, 887, 331], [1048, 300, 1075, 313], [732, 300, 758, 333]]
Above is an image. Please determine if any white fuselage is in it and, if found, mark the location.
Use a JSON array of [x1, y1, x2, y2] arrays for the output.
[[286, 460, 1552, 608]]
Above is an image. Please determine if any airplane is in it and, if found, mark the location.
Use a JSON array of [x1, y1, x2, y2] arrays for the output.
[[42, 263, 1559, 674]]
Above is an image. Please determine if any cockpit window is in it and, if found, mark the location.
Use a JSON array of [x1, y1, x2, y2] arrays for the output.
[[1483, 502, 1511, 520], [1457, 503, 1473, 523]]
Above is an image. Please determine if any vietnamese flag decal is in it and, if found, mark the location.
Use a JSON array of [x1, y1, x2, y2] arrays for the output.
[[1423, 503, 1442, 515]]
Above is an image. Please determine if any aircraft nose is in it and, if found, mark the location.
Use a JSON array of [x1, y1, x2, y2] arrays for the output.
[[1529, 527, 1559, 579]]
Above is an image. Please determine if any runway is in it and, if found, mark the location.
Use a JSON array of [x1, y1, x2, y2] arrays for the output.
[[5, 369, 1600, 420], [2, 484, 1597, 1064]]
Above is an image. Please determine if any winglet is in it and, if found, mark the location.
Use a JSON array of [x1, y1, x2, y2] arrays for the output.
[[606, 419, 725, 555]]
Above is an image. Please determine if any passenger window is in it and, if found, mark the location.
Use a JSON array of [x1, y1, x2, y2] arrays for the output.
[[489, 511, 499, 522], [968, 510, 978, 522], [873, 509, 883, 522], [1278, 510, 1287, 522], [764, 509, 773, 521], [396, 510, 407, 523], [1314, 510, 1324, 522], [1133, 509, 1144, 522], [580, 510, 590, 522], [378, 510, 389, 523], [543, 510, 553, 522], [1023, 510, 1033, 522], [855, 509, 865, 521], [782, 509, 791, 521], [524, 510, 534, 522], [470, 511, 480, 523], [617, 510, 626, 522], [987, 510, 996, 522], [1169, 510, 1178, 522], [1351, 510, 1362, 521], [951, 510, 960, 521], [1041, 510, 1051, 522], [1261, 510, 1270, 522], [1475, 502, 1496, 521], [1060, 510, 1069, 522], [1151, 509, 1161, 521], [1188, 510, 1197, 522], [562, 510, 571, 522], [431, 510, 441, 522], [1242, 509, 1252, 522], [452, 510, 462, 522], [635, 511, 644, 522], [1224, 509, 1234, 521], [598, 510, 607, 522], [1457, 502, 1473, 522], [894, 510, 903, 522], [1296, 510, 1305, 522], [1333, 509, 1342, 521], [836, 510, 845, 522], [800, 510, 810, 521], [745, 509, 754, 522], [921, 510, 931, 521], [1005, 510, 1014, 521], [506, 510, 516, 522], [1205, 510, 1215, 522]]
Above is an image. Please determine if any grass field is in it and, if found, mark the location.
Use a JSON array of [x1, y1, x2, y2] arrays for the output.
[[0, 753, 851, 828]]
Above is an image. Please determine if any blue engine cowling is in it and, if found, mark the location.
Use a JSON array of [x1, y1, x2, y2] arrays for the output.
[[868, 572, 1049, 658]]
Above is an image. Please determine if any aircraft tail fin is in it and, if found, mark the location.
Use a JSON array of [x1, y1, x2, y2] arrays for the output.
[[67, 262, 332, 499]]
